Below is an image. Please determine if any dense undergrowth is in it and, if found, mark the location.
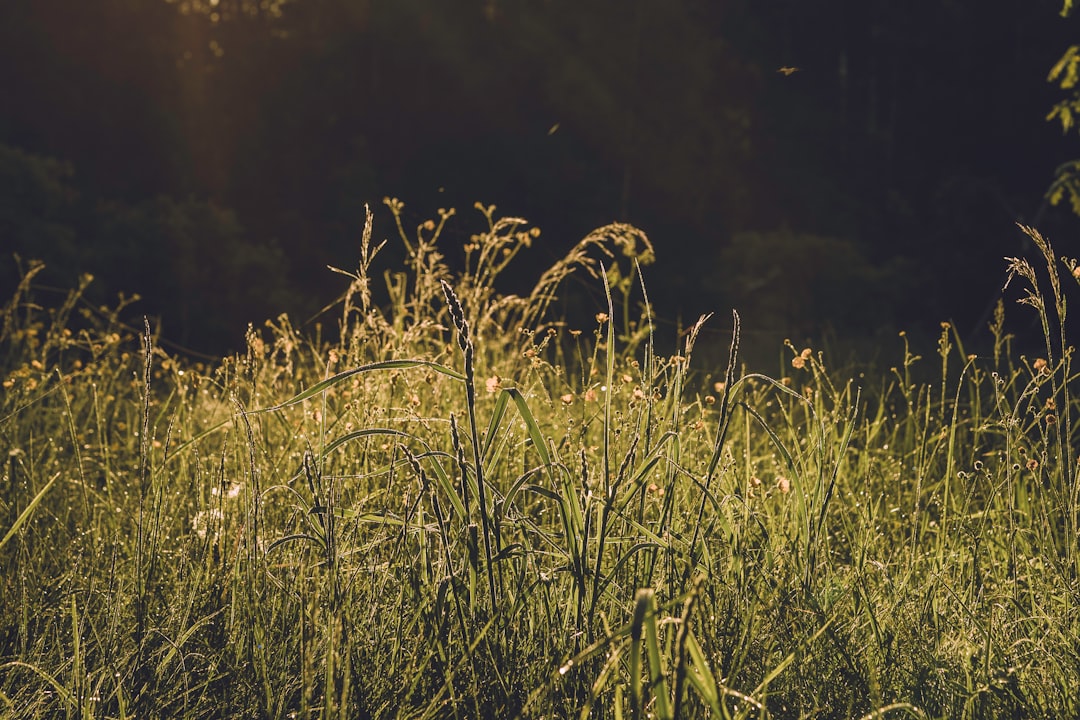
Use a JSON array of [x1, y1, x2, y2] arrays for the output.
[[2, 200, 1079, 719]]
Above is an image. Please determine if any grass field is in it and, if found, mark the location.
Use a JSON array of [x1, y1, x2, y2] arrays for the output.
[[2, 201, 1079, 719]]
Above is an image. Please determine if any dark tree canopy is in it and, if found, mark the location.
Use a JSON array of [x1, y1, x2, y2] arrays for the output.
[[1, 0, 1077, 354]]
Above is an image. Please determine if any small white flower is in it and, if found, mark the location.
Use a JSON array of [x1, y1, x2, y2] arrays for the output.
[[192, 508, 224, 539]]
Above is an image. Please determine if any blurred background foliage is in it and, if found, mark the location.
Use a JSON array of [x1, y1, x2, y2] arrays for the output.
[[0, 0, 1077, 356]]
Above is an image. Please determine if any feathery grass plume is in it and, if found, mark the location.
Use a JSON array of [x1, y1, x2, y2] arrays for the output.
[[1005, 224, 1078, 582], [0, 258, 46, 350]]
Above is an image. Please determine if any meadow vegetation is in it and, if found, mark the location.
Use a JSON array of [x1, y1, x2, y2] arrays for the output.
[[2, 200, 1079, 719]]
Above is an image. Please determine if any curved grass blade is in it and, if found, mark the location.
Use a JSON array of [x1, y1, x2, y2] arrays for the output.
[[319, 427, 417, 457], [158, 609, 226, 678], [163, 418, 233, 465], [751, 617, 833, 699], [0, 661, 76, 710], [504, 465, 548, 511], [484, 387, 554, 468], [249, 359, 465, 413], [264, 533, 327, 556], [0, 472, 58, 553], [683, 631, 722, 715], [739, 402, 799, 477], [577, 643, 626, 720], [593, 542, 662, 607]]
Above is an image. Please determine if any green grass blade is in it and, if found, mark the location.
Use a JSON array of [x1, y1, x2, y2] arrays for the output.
[[250, 359, 465, 413], [594, 542, 662, 605], [0, 661, 77, 711], [751, 618, 833, 698], [162, 418, 233, 465], [641, 590, 672, 720], [0, 472, 58, 553], [319, 427, 417, 457], [497, 387, 554, 468], [683, 631, 721, 714]]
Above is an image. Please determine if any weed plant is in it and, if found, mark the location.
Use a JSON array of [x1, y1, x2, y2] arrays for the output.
[[1, 202, 1079, 719]]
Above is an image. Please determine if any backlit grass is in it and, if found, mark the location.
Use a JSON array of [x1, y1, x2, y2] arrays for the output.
[[1, 202, 1078, 719]]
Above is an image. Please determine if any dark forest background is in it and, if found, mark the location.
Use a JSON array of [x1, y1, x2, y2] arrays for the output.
[[2, 0, 1078, 360]]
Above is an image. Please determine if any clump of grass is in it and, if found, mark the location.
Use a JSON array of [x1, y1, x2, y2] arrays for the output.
[[1, 207, 1079, 719]]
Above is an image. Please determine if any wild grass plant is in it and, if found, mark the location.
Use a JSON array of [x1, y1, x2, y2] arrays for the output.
[[1, 202, 1079, 719]]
